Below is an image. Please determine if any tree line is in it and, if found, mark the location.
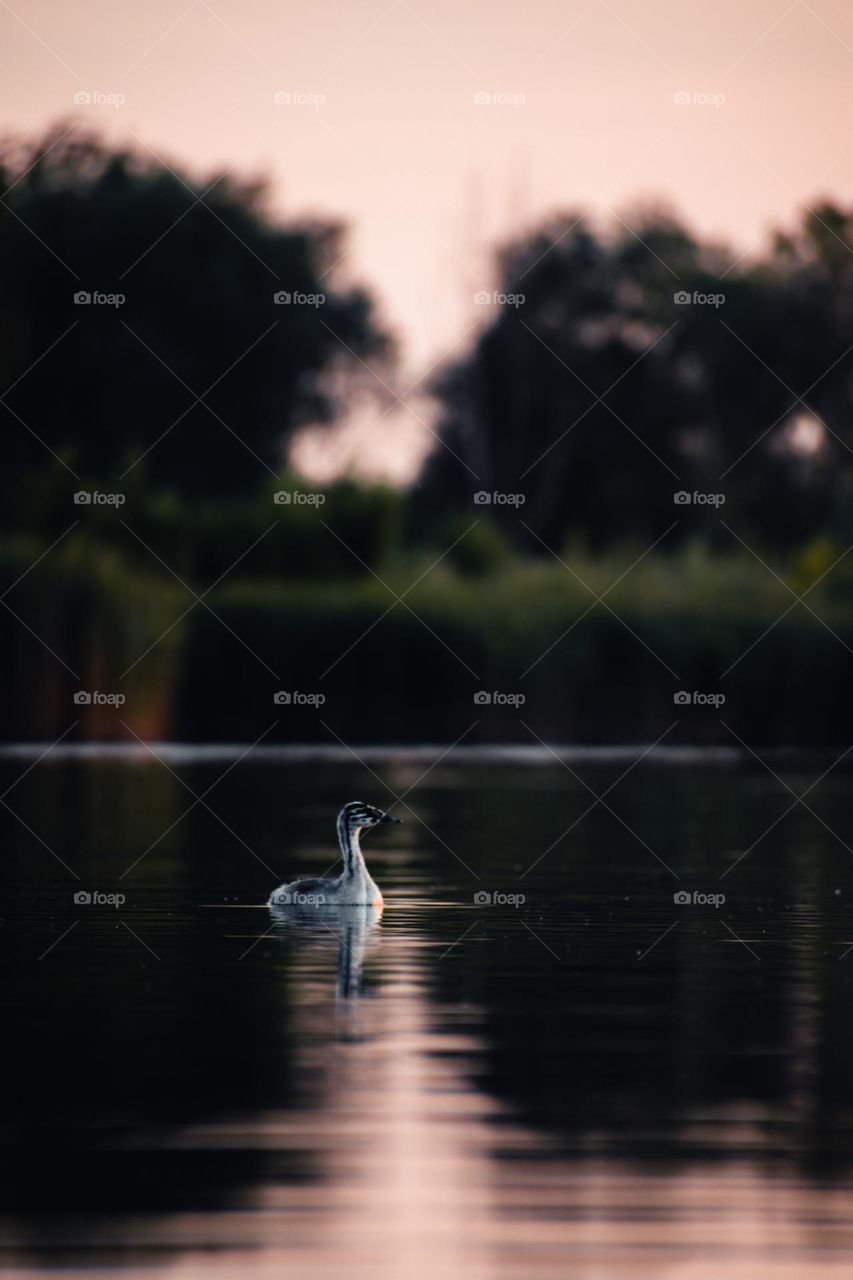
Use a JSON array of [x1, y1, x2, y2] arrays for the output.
[[3, 123, 852, 559]]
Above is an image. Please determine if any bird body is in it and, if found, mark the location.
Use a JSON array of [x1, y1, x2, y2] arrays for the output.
[[268, 801, 398, 908]]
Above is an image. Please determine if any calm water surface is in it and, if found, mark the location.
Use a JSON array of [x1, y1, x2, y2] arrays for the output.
[[2, 745, 853, 1278]]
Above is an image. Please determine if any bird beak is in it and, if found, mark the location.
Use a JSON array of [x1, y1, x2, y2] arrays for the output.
[[379, 813, 401, 824]]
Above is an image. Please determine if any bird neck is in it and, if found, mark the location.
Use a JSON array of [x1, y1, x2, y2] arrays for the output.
[[338, 815, 368, 880]]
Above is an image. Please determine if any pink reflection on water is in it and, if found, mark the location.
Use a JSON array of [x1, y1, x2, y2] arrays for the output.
[[4, 918, 853, 1278]]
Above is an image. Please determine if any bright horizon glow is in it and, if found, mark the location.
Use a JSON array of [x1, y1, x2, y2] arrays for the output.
[[3, 0, 853, 480]]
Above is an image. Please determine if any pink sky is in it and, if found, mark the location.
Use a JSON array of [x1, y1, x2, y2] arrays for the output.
[[3, 0, 852, 478]]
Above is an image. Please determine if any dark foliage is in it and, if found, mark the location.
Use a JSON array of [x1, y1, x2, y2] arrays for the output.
[[418, 206, 853, 553], [0, 123, 391, 503]]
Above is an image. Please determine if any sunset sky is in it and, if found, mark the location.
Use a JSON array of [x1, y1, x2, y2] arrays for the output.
[[3, 0, 852, 477]]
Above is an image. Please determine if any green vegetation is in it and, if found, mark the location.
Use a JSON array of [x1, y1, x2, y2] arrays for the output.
[[6, 530, 853, 744]]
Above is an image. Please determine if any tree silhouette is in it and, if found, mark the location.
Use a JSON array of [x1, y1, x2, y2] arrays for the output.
[[418, 206, 850, 553], [0, 123, 393, 504]]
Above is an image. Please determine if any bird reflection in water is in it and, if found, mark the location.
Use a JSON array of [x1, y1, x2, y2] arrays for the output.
[[268, 900, 383, 999]]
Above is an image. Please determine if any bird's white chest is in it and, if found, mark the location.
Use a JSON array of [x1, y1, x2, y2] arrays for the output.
[[335, 871, 382, 906]]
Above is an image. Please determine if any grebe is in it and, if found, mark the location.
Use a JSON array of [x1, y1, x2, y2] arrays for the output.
[[267, 801, 399, 908]]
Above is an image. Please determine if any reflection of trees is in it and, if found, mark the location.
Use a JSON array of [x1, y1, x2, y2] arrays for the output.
[[0, 758, 300, 1232], [426, 766, 853, 1176]]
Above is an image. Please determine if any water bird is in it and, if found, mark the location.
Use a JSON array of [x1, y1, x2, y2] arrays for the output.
[[267, 801, 399, 908]]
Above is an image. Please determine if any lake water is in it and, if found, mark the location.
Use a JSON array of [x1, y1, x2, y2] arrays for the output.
[[3, 743, 853, 1278]]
